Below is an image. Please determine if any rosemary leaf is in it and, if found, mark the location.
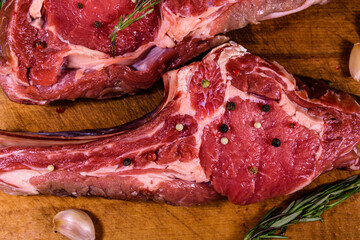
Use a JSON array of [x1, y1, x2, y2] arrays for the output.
[[270, 212, 302, 228], [259, 236, 288, 239], [280, 201, 295, 214], [259, 207, 277, 224], [297, 217, 322, 223], [0, 0, 6, 9], [243, 175, 360, 240], [109, 0, 162, 56]]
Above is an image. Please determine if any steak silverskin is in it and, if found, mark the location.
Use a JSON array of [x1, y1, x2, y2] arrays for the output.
[[0, 0, 329, 104], [1, 42, 359, 206]]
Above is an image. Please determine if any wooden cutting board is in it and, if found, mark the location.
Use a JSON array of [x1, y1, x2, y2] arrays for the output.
[[1, 0, 360, 239]]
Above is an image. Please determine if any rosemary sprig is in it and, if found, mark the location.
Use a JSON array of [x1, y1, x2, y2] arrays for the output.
[[244, 175, 360, 240], [0, 0, 7, 10], [109, 0, 161, 56]]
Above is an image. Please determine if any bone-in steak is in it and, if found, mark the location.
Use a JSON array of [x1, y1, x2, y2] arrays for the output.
[[0, 0, 329, 104], [0, 42, 359, 206]]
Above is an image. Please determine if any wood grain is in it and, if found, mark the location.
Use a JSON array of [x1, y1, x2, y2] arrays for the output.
[[1, 0, 360, 239]]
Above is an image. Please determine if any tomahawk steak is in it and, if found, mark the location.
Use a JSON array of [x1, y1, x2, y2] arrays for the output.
[[0, 42, 359, 206], [0, 0, 329, 104]]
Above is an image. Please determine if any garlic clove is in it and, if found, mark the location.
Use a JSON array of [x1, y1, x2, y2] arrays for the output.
[[349, 43, 360, 82], [53, 209, 95, 240]]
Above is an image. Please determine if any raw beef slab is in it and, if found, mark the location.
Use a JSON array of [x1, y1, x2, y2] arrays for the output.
[[0, 42, 359, 206], [0, 0, 329, 104]]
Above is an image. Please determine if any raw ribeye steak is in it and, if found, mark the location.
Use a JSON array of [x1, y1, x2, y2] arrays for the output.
[[0, 42, 359, 206], [0, 0, 329, 104]]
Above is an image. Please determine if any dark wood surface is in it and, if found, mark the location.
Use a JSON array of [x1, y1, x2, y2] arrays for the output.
[[0, 0, 360, 239]]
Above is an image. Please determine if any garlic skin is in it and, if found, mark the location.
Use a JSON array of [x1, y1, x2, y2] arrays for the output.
[[349, 43, 360, 82], [53, 209, 95, 240]]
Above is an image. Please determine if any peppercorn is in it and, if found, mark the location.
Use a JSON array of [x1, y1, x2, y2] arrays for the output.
[[47, 165, 55, 171], [56, 107, 66, 114], [262, 104, 270, 112], [249, 166, 258, 174], [94, 21, 102, 28], [123, 158, 132, 166], [219, 124, 229, 133], [221, 137, 229, 145], [232, 69, 240, 76], [176, 123, 184, 131], [201, 79, 210, 88], [272, 138, 281, 147], [254, 122, 261, 129], [226, 102, 236, 111], [147, 152, 157, 161], [35, 41, 46, 49], [289, 123, 296, 128], [77, 2, 84, 9]]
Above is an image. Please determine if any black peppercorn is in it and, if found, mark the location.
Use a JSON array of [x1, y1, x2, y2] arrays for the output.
[[94, 21, 102, 28], [262, 104, 270, 112], [272, 138, 281, 147], [123, 158, 132, 166], [219, 124, 229, 133], [289, 123, 296, 128], [226, 102, 236, 111], [77, 2, 84, 9]]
